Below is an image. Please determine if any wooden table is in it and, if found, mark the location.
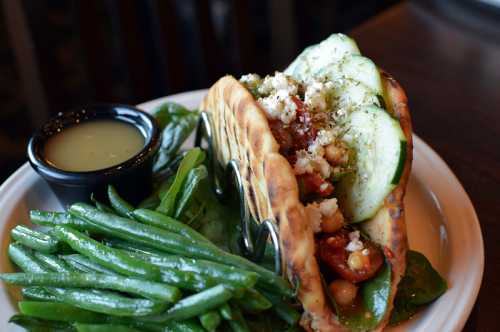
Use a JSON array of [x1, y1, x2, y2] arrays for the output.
[[350, 1, 499, 330]]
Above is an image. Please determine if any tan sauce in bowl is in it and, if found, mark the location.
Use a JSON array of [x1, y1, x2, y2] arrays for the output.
[[44, 120, 145, 172]]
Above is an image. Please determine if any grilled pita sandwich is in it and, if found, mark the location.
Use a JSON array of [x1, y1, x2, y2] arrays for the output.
[[200, 34, 412, 332]]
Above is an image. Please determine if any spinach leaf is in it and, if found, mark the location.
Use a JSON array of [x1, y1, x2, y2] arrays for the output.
[[156, 148, 205, 216], [193, 177, 240, 251], [137, 194, 160, 210], [153, 151, 186, 182], [174, 165, 208, 219], [183, 199, 206, 228], [158, 175, 176, 201], [335, 262, 392, 331], [151, 102, 198, 173], [152, 102, 193, 130], [362, 262, 392, 323], [390, 250, 447, 325]]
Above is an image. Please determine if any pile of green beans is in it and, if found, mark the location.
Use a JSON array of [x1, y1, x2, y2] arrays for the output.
[[4, 185, 300, 331]]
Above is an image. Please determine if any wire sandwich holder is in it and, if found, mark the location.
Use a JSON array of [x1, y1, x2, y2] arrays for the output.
[[195, 111, 282, 276]]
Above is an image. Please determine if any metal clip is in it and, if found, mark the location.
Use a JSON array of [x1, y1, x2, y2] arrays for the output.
[[195, 111, 282, 275]]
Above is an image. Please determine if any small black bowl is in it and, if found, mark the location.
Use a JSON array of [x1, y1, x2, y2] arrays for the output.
[[27, 104, 161, 207]]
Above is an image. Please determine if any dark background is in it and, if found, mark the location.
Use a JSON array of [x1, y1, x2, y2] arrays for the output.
[[0, 0, 402, 181], [1, 1, 500, 330]]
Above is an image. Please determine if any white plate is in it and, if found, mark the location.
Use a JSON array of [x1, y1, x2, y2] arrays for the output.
[[0, 91, 483, 332]]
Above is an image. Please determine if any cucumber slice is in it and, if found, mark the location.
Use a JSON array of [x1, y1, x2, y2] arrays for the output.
[[285, 33, 360, 81], [340, 55, 383, 95], [329, 79, 381, 118], [317, 55, 383, 94], [336, 106, 406, 222]]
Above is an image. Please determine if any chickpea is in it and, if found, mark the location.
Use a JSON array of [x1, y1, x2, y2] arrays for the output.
[[347, 251, 370, 271], [321, 209, 344, 233], [325, 143, 348, 165], [329, 279, 358, 306]]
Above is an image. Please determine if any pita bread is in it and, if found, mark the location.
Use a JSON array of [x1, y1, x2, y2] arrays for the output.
[[200, 70, 412, 331]]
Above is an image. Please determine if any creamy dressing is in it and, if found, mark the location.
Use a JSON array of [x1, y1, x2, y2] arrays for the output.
[[44, 120, 144, 172]]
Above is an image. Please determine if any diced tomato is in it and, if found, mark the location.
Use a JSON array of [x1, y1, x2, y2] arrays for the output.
[[269, 120, 294, 156], [318, 229, 384, 283], [268, 95, 333, 198], [269, 96, 317, 160], [291, 96, 317, 147], [298, 173, 334, 198]]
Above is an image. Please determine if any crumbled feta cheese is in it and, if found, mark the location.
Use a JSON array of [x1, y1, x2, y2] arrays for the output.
[[319, 198, 338, 217], [258, 95, 282, 120], [308, 129, 336, 156], [293, 150, 331, 178], [314, 156, 331, 178], [258, 91, 297, 124], [307, 141, 325, 156], [305, 203, 322, 233], [294, 150, 314, 175], [316, 130, 335, 146], [304, 81, 334, 112], [346, 231, 364, 252], [362, 248, 370, 256], [255, 72, 300, 124], [258, 72, 298, 96], [240, 73, 261, 85]]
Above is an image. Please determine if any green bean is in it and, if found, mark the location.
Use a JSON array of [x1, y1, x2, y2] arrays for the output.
[[165, 319, 206, 332], [64, 259, 96, 273], [227, 303, 250, 332], [62, 255, 119, 276], [9, 314, 75, 331], [141, 284, 233, 323], [8, 243, 46, 273], [103, 238, 167, 256], [122, 249, 258, 289], [108, 185, 134, 218], [260, 290, 301, 326], [174, 165, 208, 219], [97, 243, 215, 291], [157, 148, 205, 215], [159, 268, 217, 292], [105, 317, 167, 332], [11, 225, 59, 253], [19, 301, 107, 323], [52, 226, 161, 280], [49, 288, 167, 317], [233, 288, 272, 313], [132, 208, 213, 245], [218, 303, 233, 320], [91, 193, 115, 214], [22, 286, 59, 302], [16, 299, 165, 331], [10, 243, 163, 316], [33, 252, 72, 272], [1, 272, 181, 302], [75, 323, 142, 332], [199, 310, 221, 332], [70, 204, 293, 297], [30, 210, 98, 232]]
